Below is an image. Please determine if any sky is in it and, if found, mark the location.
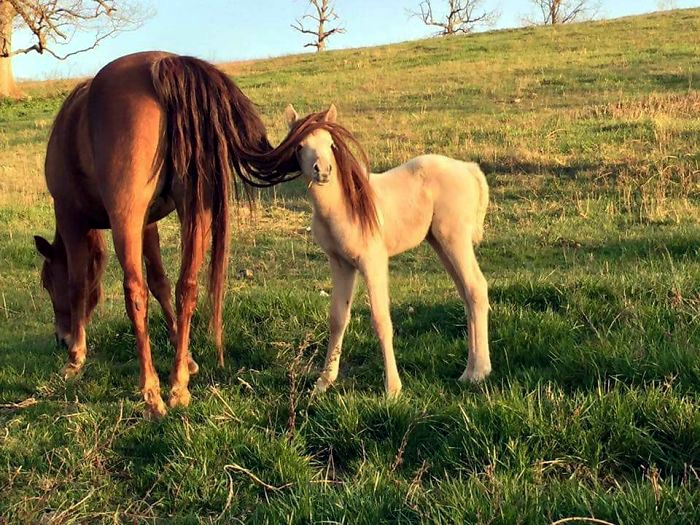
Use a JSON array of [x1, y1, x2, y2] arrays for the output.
[[11, 0, 700, 80]]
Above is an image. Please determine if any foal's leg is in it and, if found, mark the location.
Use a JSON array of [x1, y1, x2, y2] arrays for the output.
[[430, 234, 491, 382], [168, 211, 210, 409], [112, 219, 167, 419], [314, 255, 357, 394], [59, 223, 91, 378], [361, 255, 402, 397], [143, 223, 199, 375]]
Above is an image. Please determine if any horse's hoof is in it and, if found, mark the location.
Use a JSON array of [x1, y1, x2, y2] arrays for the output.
[[61, 362, 83, 380], [144, 397, 168, 420], [168, 387, 191, 408], [188, 358, 200, 376], [142, 388, 168, 419], [144, 404, 167, 420]]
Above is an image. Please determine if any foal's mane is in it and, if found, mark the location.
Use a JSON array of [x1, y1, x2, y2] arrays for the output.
[[288, 110, 379, 235]]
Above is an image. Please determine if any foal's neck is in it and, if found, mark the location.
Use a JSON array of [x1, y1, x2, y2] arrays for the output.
[[308, 161, 349, 226]]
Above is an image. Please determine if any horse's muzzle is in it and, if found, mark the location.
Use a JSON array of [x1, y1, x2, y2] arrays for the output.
[[54, 332, 70, 349]]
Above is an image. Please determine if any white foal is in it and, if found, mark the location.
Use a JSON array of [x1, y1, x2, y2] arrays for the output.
[[284, 104, 491, 397]]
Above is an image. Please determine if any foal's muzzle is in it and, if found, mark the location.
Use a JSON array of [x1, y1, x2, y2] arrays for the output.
[[313, 162, 332, 184]]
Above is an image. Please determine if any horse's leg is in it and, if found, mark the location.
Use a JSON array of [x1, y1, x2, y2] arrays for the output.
[[143, 223, 199, 375], [59, 222, 91, 378], [168, 210, 210, 409], [361, 255, 402, 397], [85, 229, 107, 323], [314, 255, 357, 394], [111, 219, 167, 419], [431, 233, 491, 382]]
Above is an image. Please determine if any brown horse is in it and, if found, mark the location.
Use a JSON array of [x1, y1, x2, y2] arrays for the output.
[[33, 51, 326, 418]]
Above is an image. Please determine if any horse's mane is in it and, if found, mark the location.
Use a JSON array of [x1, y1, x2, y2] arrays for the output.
[[288, 110, 379, 235]]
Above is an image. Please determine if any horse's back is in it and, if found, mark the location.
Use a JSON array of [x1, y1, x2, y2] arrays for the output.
[[87, 52, 173, 215], [45, 80, 95, 201], [88, 52, 168, 168], [46, 52, 176, 228]]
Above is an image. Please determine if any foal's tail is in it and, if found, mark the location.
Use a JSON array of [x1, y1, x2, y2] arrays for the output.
[[471, 163, 489, 245], [150, 55, 277, 366]]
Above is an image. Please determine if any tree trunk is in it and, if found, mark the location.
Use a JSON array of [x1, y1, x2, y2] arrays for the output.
[[0, 1, 17, 98], [0, 56, 13, 97], [550, 0, 560, 24], [317, 20, 325, 51]]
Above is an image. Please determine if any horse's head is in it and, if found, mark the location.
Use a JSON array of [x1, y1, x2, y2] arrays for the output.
[[284, 103, 338, 186], [34, 235, 71, 347]]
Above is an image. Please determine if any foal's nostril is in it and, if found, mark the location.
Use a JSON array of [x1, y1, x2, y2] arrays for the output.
[[313, 162, 320, 174]]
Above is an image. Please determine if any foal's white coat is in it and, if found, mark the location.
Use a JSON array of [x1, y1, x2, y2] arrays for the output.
[[285, 104, 491, 396]]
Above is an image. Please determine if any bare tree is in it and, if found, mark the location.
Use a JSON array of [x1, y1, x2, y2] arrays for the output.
[[291, 0, 345, 52], [0, 1, 149, 97], [656, 0, 678, 10], [524, 0, 598, 25], [410, 0, 499, 36]]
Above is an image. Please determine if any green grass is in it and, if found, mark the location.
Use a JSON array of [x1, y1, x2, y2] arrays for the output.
[[1, 8, 699, 524]]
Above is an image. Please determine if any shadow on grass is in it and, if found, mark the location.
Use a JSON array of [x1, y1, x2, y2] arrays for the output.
[[478, 158, 599, 178], [377, 275, 698, 396], [579, 233, 700, 262]]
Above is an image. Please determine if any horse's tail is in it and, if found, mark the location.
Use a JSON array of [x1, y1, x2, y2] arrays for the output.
[[150, 55, 275, 366], [471, 163, 489, 245]]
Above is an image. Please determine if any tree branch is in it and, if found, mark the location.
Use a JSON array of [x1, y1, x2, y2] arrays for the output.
[[2, 0, 148, 58], [291, 0, 344, 52], [523, 0, 597, 25], [410, 0, 499, 36]]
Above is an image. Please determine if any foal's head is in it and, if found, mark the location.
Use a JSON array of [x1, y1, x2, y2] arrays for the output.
[[34, 235, 71, 346], [283, 104, 379, 234], [284, 103, 338, 185]]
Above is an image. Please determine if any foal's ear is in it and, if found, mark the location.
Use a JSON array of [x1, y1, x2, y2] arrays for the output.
[[324, 104, 338, 123], [34, 235, 53, 261], [283, 104, 299, 130]]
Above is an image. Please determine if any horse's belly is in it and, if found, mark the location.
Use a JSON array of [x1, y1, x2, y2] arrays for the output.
[[147, 196, 176, 224]]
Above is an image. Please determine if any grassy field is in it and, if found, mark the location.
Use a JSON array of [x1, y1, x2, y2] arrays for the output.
[[1, 8, 699, 524]]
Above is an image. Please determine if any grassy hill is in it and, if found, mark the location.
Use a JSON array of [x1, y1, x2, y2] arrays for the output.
[[0, 8, 699, 523]]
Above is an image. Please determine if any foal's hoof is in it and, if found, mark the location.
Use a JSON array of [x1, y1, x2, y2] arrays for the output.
[[188, 358, 200, 376], [144, 396, 168, 420], [459, 365, 491, 383], [61, 362, 83, 380], [386, 382, 402, 399], [313, 375, 334, 395], [168, 387, 191, 409]]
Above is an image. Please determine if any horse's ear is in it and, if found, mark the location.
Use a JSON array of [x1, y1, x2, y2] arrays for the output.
[[325, 104, 338, 123], [283, 104, 299, 130], [34, 235, 53, 261]]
